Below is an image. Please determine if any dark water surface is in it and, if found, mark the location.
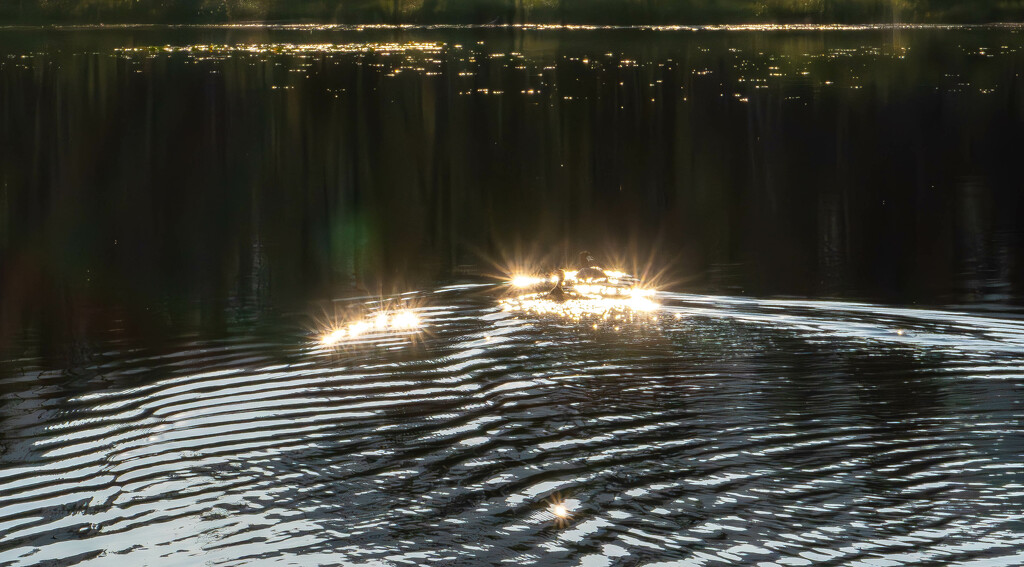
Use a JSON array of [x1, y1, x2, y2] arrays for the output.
[[1, 25, 1024, 566]]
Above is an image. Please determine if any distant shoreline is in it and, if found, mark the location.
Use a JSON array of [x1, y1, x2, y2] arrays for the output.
[[1, 22, 1023, 31]]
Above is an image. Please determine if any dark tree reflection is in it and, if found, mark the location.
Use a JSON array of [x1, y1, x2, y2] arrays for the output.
[[1, 27, 1023, 355]]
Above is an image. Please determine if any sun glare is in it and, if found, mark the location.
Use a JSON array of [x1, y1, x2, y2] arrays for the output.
[[319, 308, 423, 347], [511, 274, 545, 288], [545, 493, 574, 528], [501, 265, 658, 322], [500, 294, 658, 321], [391, 310, 421, 329]]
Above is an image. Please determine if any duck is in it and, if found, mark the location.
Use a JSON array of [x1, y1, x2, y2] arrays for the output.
[[546, 269, 568, 302], [575, 250, 608, 282]]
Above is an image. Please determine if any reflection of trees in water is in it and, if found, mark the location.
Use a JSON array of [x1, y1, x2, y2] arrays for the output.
[[5, 0, 1024, 24], [1, 28, 1023, 353], [954, 177, 1015, 304]]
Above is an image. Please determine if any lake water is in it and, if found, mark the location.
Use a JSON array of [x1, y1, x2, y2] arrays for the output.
[[1, 25, 1023, 566]]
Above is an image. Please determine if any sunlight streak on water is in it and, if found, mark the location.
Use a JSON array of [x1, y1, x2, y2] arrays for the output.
[[116, 42, 445, 56], [499, 293, 658, 320], [317, 307, 423, 348], [501, 267, 656, 320]]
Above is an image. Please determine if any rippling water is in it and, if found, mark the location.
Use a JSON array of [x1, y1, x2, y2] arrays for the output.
[[2, 285, 1022, 565], [2, 23, 1024, 565]]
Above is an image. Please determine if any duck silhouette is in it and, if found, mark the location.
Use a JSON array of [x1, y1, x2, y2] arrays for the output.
[[576, 251, 607, 282], [546, 269, 568, 302]]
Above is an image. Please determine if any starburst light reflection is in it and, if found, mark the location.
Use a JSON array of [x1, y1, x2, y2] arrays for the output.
[[500, 265, 658, 321], [511, 274, 547, 288], [545, 493, 574, 528], [499, 292, 658, 320], [319, 309, 423, 347]]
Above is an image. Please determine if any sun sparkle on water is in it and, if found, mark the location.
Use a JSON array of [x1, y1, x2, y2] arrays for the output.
[[320, 309, 422, 346], [545, 494, 574, 528], [500, 293, 658, 318], [501, 266, 659, 321], [511, 274, 546, 288]]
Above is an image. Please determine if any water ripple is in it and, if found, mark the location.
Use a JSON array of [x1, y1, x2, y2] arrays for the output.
[[1, 286, 1023, 565]]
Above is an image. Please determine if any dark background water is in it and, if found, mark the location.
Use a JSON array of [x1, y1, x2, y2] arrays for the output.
[[5, 0, 1024, 25], [2, 25, 1023, 357]]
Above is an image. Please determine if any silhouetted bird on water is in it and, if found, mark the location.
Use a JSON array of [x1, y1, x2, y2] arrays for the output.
[[576, 251, 607, 281], [546, 269, 568, 302]]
